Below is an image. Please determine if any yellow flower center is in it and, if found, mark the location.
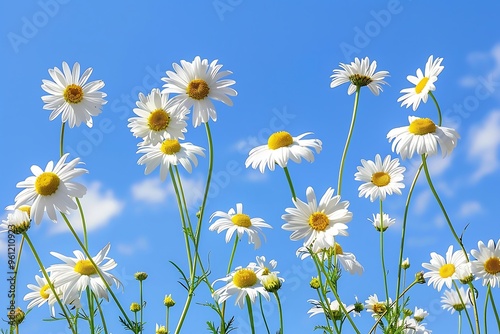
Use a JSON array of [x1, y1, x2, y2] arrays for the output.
[[334, 243, 344, 255], [160, 139, 181, 155], [35, 172, 60, 196], [439, 263, 455, 278], [231, 213, 252, 228], [74, 259, 97, 276], [484, 257, 500, 275], [308, 212, 330, 231], [232, 268, 258, 288], [409, 118, 437, 135], [371, 172, 391, 187], [187, 79, 210, 100], [148, 109, 170, 131], [39, 284, 50, 299], [415, 77, 430, 94], [373, 303, 386, 314], [349, 74, 373, 87], [19, 205, 31, 218], [267, 131, 293, 150], [63, 84, 84, 104], [262, 268, 270, 275]]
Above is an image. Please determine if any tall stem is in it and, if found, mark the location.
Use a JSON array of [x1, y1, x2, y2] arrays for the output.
[[59, 123, 66, 157], [378, 200, 389, 303], [283, 167, 296, 201], [274, 292, 284, 334], [488, 284, 500, 332], [246, 295, 256, 334]]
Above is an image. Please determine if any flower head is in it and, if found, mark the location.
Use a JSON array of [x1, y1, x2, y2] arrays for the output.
[[1, 207, 31, 234], [441, 287, 471, 314], [422, 245, 467, 291], [330, 57, 389, 95], [368, 213, 396, 232], [156, 324, 168, 334], [470, 239, 500, 288], [41, 62, 106, 128], [355, 154, 405, 202], [365, 294, 391, 318], [164, 294, 175, 307], [387, 116, 459, 159], [398, 55, 444, 111], [296, 244, 363, 275], [282, 187, 351, 252], [23, 275, 58, 317], [209, 203, 272, 249], [308, 298, 357, 320], [161, 56, 237, 127], [245, 132, 322, 173], [13, 154, 87, 225]]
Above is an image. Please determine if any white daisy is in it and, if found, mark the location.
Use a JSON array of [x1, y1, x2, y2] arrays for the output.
[[136, 139, 205, 180], [365, 294, 391, 318], [128, 88, 188, 145], [368, 213, 396, 232], [245, 132, 322, 173], [413, 307, 429, 322], [387, 116, 459, 159], [212, 264, 270, 308], [250, 256, 279, 276], [209, 203, 272, 249], [41, 62, 107, 128], [355, 154, 405, 202], [470, 239, 500, 288], [1, 206, 31, 234], [281, 187, 352, 252], [422, 245, 467, 291], [155, 324, 167, 334], [441, 287, 471, 314], [398, 55, 444, 111], [330, 57, 389, 95], [296, 244, 363, 275], [161, 56, 237, 127], [23, 275, 58, 316], [13, 153, 87, 225], [47, 243, 121, 304], [398, 316, 432, 334], [307, 298, 357, 320]]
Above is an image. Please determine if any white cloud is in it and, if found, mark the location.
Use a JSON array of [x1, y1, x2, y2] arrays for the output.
[[413, 190, 431, 215], [458, 201, 483, 218], [428, 154, 453, 176], [467, 110, 500, 182], [460, 43, 500, 90], [48, 182, 124, 234], [116, 236, 149, 256]]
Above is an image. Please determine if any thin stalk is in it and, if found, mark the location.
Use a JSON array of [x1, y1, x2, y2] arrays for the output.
[[139, 280, 144, 334], [166, 306, 171, 334], [283, 167, 296, 201], [246, 295, 256, 334], [453, 281, 474, 333], [337, 86, 360, 196], [75, 198, 88, 250], [429, 92, 442, 126], [60, 123, 66, 157], [458, 311, 462, 334], [259, 295, 271, 334], [221, 236, 240, 333], [488, 284, 500, 332], [94, 293, 109, 334], [174, 165, 195, 242], [468, 282, 481, 334], [379, 200, 389, 303], [86, 288, 95, 334], [274, 292, 284, 334]]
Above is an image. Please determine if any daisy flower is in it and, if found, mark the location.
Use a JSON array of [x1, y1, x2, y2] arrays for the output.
[[209, 203, 272, 249], [136, 139, 205, 180], [41, 61, 107, 128], [398, 316, 432, 334], [1, 206, 31, 234], [47, 243, 120, 303], [245, 131, 322, 173], [249, 256, 285, 292], [365, 294, 391, 318], [161, 56, 237, 127], [330, 57, 389, 95], [13, 153, 87, 225], [413, 307, 429, 322], [296, 244, 363, 275], [128, 88, 188, 145], [441, 287, 471, 314], [212, 264, 270, 308], [307, 298, 357, 320], [281, 187, 352, 252], [155, 324, 168, 334], [354, 154, 405, 202], [387, 116, 459, 159], [368, 213, 396, 232], [422, 245, 467, 291], [398, 55, 444, 111], [470, 239, 500, 287], [23, 275, 58, 316]]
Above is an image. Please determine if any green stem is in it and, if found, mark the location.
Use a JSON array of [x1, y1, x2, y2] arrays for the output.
[[453, 281, 474, 334], [458, 311, 462, 334], [60, 123, 66, 157], [488, 284, 500, 332], [274, 292, 284, 334], [429, 91, 442, 126], [139, 280, 144, 334], [166, 306, 170, 334], [221, 235, 240, 333], [283, 167, 296, 201], [246, 295, 256, 334], [75, 198, 88, 250], [174, 165, 195, 243], [94, 293, 109, 334], [259, 294, 271, 334], [378, 200, 389, 304], [337, 86, 360, 197], [86, 288, 95, 333]]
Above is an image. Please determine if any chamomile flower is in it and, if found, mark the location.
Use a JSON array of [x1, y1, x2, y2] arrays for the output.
[[155, 324, 168, 334], [23, 275, 58, 316], [387, 116, 459, 159], [41, 62, 106, 128], [245, 132, 322, 173], [128, 88, 188, 145], [330, 57, 389, 95], [13, 154, 87, 225], [281, 187, 351, 252], [365, 294, 391, 318], [470, 239, 500, 288], [296, 244, 363, 275], [354, 154, 405, 202], [368, 213, 396, 232], [307, 298, 357, 320], [161, 56, 237, 127], [398, 55, 444, 111], [413, 307, 429, 322], [1, 206, 31, 234], [136, 139, 205, 180], [47, 243, 120, 304], [422, 245, 467, 291], [209, 203, 272, 249], [398, 316, 432, 334], [212, 264, 270, 308], [441, 287, 471, 314]]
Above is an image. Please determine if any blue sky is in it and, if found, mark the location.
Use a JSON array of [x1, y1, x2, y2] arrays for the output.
[[1, 1, 500, 333]]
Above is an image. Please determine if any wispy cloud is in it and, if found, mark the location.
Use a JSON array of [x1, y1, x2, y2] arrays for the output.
[[413, 190, 432, 215], [458, 201, 483, 218], [460, 43, 500, 92], [116, 236, 149, 256]]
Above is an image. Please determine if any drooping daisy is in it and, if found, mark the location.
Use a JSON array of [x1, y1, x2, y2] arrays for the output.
[[355, 154, 405, 202], [413, 307, 429, 322], [330, 57, 389, 95], [365, 294, 391, 318], [441, 287, 471, 314], [47, 243, 120, 304], [128, 88, 188, 145], [282, 187, 352, 252], [470, 239, 500, 287], [161, 56, 237, 127], [41, 62, 107, 128], [422, 245, 467, 291], [368, 213, 396, 232], [307, 298, 357, 320], [212, 264, 270, 308], [136, 139, 205, 180], [1, 206, 31, 234], [296, 244, 363, 275], [398, 55, 444, 111], [387, 116, 459, 160], [209, 203, 272, 249], [23, 275, 58, 316], [245, 132, 322, 173], [13, 153, 87, 225]]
